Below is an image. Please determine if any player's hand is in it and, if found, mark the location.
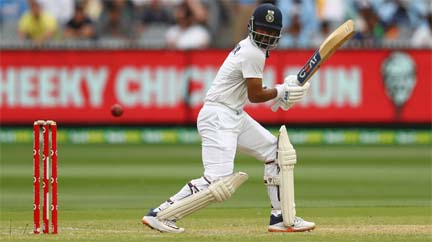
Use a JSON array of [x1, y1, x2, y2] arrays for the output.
[[284, 75, 310, 104], [274, 99, 293, 111], [275, 83, 289, 101], [272, 75, 310, 112]]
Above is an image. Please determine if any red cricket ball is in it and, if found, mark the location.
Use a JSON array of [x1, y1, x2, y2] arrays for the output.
[[110, 104, 124, 117]]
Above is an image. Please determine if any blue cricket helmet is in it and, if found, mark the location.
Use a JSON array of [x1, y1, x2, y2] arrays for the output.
[[248, 3, 283, 50]]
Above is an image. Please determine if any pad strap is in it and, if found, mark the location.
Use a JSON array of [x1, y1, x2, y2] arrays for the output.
[[263, 176, 280, 186]]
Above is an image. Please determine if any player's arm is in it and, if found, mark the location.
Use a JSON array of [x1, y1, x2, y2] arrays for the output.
[[243, 50, 308, 105], [247, 75, 310, 109], [246, 78, 278, 103]]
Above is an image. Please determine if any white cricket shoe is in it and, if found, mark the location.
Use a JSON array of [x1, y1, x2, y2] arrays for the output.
[[142, 209, 185, 233], [268, 214, 315, 232]]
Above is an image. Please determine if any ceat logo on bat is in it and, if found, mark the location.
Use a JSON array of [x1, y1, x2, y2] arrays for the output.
[[298, 50, 321, 84]]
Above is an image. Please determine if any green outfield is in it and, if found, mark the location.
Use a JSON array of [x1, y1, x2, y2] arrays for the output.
[[0, 143, 431, 242]]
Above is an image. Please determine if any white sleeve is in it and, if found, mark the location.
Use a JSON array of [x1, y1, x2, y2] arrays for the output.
[[165, 27, 178, 45], [191, 26, 210, 47], [240, 49, 265, 79]]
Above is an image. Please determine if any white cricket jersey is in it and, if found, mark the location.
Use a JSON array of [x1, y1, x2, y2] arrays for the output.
[[204, 37, 266, 111]]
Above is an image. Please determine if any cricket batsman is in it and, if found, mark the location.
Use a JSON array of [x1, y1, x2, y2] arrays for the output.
[[142, 3, 315, 233]]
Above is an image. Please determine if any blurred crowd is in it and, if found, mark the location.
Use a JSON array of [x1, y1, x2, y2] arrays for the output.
[[1, 0, 431, 49]]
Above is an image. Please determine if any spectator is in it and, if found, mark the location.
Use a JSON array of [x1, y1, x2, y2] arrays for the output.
[[140, 0, 173, 25], [18, 0, 57, 45], [316, 0, 346, 23], [64, 4, 96, 40], [280, 14, 302, 48], [232, 0, 256, 43], [372, 0, 428, 45], [96, 0, 136, 40], [182, 0, 208, 24], [136, 0, 174, 47], [382, 1, 411, 44], [0, 0, 28, 41], [411, 12, 432, 48], [165, 1, 210, 49], [311, 19, 332, 47], [1, 0, 28, 23], [352, 4, 385, 47], [201, 0, 235, 48], [278, 0, 317, 48], [81, 0, 103, 22], [37, 0, 74, 25]]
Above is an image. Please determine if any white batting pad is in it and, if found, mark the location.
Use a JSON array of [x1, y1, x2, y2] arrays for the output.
[[277, 125, 297, 227], [157, 172, 248, 221]]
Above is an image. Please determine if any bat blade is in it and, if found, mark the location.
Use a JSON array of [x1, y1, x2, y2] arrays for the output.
[[297, 19, 355, 85], [272, 19, 355, 112]]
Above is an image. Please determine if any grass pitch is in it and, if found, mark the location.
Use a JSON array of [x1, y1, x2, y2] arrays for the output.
[[0, 143, 431, 242]]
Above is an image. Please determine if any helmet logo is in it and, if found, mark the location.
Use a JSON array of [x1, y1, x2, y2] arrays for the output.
[[266, 10, 275, 23]]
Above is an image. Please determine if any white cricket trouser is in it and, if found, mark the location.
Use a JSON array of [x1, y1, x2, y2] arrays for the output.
[[197, 102, 277, 180], [157, 102, 282, 213]]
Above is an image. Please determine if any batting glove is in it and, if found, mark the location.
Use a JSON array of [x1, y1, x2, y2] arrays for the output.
[[272, 75, 311, 111]]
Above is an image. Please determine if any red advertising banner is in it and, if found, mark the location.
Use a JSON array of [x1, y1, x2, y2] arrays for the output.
[[1, 49, 430, 124]]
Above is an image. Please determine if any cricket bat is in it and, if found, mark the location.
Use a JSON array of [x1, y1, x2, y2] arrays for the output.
[[272, 19, 355, 111]]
